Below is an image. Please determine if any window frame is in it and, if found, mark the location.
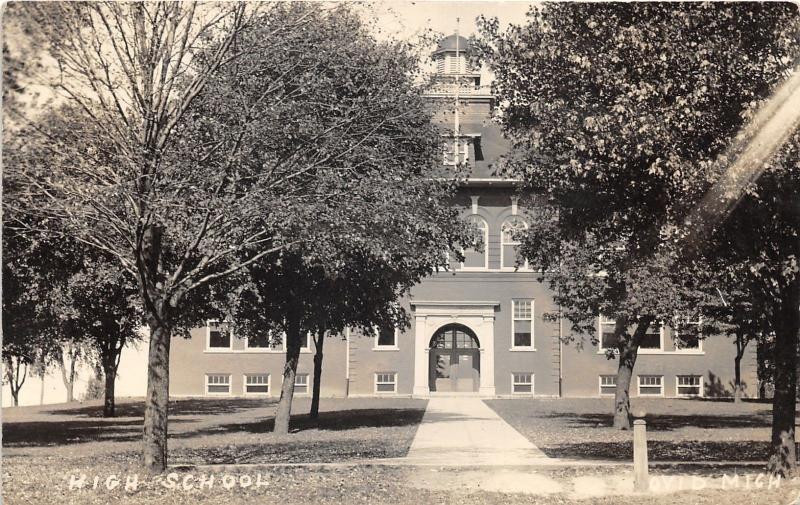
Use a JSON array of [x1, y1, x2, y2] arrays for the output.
[[598, 374, 617, 396], [597, 315, 619, 353], [511, 372, 534, 395], [374, 372, 398, 394], [373, 326, 399, 351], [243, 373, 270, 395], [244, 330, 284, 353], [510, 299, 535, 351], [292, 373, 310, 395], [459, 215, 489, 271], [638, 322, 665, 353], [263, 331, 313, 353], [206, 320, 233, 352], [500, 217, 530, 271], [442, 136, 470, 166], [676, 375, 704, 397], [300, 332, 312, 352], [205, 373, 231, 395], [598, 317, 667, 354], [637, 375, 664, 397], [673, 318, 704, 354]]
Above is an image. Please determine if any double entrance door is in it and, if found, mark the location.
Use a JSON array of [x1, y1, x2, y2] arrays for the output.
[[428, 324, 480, 393]]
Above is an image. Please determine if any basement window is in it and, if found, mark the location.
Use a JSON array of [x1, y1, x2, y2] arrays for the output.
[[245, 374, 269, 394], [294, 373, 309, 395], [637, 375, 663, 396], [676, 375, 702, 397], [206, 374, 231, 395], [512, 373, 533, 394], [599, 375, 616, 396], [375, 372, 397, 393]]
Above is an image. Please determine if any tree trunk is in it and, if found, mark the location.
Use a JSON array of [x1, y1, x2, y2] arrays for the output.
[[734, 354, 743, 404], [613, 317, 652, 430], [66, 384, 74, 402], [734, 330, 746, 404], [100, 336, 124, 418], [274, 317, 302, 435], [40, 374, 45, 405], [310, 329, 325, 420], [59, 346, 79, 403], [766, 279, 800, 477], [104, 367, 117, 417], [142, 313, 172, 474], [6, 357, 27, 407]]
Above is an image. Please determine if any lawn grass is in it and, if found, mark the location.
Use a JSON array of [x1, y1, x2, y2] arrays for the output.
[[485, 397, 778, 462], [3, 396, 428, 464], [4, 396, 798, 505]]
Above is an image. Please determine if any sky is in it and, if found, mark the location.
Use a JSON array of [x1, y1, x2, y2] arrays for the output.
[[368, 1, 534, 41]]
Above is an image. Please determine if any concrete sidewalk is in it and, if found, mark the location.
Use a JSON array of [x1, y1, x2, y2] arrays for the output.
[[404, 397, 551, 466]]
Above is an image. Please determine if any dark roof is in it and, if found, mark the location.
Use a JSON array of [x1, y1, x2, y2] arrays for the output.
[[434, 34, 470, 55]]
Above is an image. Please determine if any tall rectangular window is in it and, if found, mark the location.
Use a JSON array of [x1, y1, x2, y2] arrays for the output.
[[512, 373, 533, 394], [245, 330, 277, 349], [640, 322, 662, 350], [245, 374, 269, 394], [599, 316, 618, 350], [599, 375, 617, 396], [207, 322, 232, 350], [674, 318, 702, 351], [206, 374, 231, 394], [501, 218, 528, 270], [638, 375, 663, 396], [265, 331, 311, 351], [375, 325, 397, 349], [375, 372, 397, 393], [512, 300, 534, 348], [443, 138, 469, 165]]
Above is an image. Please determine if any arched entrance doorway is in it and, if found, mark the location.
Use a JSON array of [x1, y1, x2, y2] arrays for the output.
[[429, 324, 480, 392]]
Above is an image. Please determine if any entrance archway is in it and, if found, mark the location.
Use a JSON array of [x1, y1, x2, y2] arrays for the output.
[[428, 324, 480, 392]]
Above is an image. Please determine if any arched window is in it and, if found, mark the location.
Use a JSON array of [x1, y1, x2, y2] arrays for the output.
[[501, 217, 529, 270], [461, 215, 488, 270], [429, 324, 480, 349]]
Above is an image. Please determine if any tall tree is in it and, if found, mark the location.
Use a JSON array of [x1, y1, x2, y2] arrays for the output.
[[199, 6, 469, 434], [57, 254, 143, 416], [4, 2, 463, 470], [700, 141, 800, 474], [57, 342, 83, 403], [2, 227, 65, 407], [704, 263, 774, 403], [479, 1, 799, 466], [4, 2, 259, 472]]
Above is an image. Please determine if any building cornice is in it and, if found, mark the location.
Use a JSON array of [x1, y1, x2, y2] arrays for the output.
[[410, 300, 501, 308]]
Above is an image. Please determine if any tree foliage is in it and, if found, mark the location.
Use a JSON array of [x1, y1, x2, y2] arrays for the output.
[[479, 2, 799, 433], [4, 2, 468, 470], [199, 5, 472, 435]]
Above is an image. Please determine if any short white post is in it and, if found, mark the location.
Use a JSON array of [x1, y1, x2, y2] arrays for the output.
[[633, 416, 649, 492]]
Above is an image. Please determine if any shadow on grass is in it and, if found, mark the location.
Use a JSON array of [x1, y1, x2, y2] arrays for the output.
[[542, 411, 772, 430], [3, 419, 183, 447], [3, 405, 426, 449], [172, 438, 411, 465], [49, 398, 273, 418], [172, 407, 428, 439], [541, 440, 773, 462]]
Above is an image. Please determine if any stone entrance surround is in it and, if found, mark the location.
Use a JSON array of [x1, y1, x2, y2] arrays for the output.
[[411, 301, 498, 397]]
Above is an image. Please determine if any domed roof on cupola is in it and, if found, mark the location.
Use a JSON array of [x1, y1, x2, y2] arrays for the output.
[[433, 34, 471, 55]]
